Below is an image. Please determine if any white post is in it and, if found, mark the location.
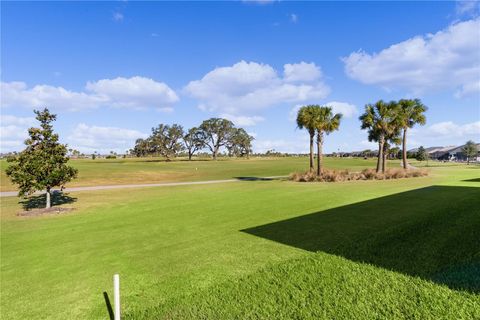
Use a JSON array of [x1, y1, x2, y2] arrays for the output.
[[114, 274, 120, 320]]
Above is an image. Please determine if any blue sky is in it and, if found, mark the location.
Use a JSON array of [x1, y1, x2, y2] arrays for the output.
[[1, 1, 479, 154]]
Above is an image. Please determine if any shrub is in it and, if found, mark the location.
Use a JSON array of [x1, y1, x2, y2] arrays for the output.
[[290, 168, 427, 182]]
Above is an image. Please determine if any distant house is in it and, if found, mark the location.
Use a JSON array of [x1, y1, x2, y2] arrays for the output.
[[429, 146, 457, 161], [409, 143, 480, 162]]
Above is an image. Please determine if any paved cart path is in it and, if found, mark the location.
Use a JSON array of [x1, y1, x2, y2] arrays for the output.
[[0, 176, 286, 198]]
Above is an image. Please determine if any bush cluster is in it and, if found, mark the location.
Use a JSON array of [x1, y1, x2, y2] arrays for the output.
[[289, 168, 428, 182]]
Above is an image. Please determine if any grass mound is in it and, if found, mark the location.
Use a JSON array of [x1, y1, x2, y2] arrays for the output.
[[290, 168, 428, 182]]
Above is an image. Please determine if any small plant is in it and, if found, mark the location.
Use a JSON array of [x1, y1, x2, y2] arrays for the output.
[[290, 168, 427, 182]]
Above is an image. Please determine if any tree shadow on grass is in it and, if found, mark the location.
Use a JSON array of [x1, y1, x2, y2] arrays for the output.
[[235, 176, 275, 181], [19, 191, 77, 210], [242, 186, 480, 293]]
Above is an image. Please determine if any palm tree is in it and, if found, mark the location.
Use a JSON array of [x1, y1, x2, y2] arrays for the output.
[[297, 105, 317, 172], [359, 100, 400, 173], [397, 99, 427, 169], [313, 106, 342, 175]]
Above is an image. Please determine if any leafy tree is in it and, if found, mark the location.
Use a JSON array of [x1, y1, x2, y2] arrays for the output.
[[6, 108, 78, 208], [359, 100, 400, 173], [362, 149, 373, 158], [226, 128, 255, 158], [296, 105, 317, 172], [397, 99, 427, 169], [132, 138, 150, 157], [313, 106, 342, 175], [462, 140, 478, 165], [150, 124, 185, 160], [388, 146, 401, 159], [199, 118, 235, 160], [416, 146, 428, 162], [183, 127, 206, 160]]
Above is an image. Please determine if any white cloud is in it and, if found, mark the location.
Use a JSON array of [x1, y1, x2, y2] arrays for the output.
[[1, 76, 178, 111], [455, 80, 480, 98], [425, 121, 480, 138], [185, 60, 330, 119], [456, 0, 480, 17], [254, 138, 308, 154], [288, 101, 357, 122], [113, 12, 124, 22], [343, 19, 480, 97], [67, 123, 148, 154], [290, 14, 298, 23], [283, 62, 321, 82], [324, 101, 358, 118], [86, 76, 179, 110], [219, 114, 265, 127], [0, 115, 36, 152], [2, 115, 35, 126]]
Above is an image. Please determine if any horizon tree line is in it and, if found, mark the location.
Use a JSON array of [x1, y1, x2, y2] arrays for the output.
[[132, 118, 255, 160]]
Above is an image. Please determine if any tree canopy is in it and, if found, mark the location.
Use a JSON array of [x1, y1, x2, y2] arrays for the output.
[[416, 146, 428, 162], [462, 140, 478, 164], [6, 108, 78, 208], [360, 100, 401, 173], [199, 118, 235, 160], [131, 118, 252, 160]]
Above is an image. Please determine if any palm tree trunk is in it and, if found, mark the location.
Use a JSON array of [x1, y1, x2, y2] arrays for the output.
[[402, 128, 408, 170], [377, 137, 384, 173], [382, 144, 387, 172], [316, 132, 323, 176], [46, 187, 51, 209], [309, 133, 314, 172]]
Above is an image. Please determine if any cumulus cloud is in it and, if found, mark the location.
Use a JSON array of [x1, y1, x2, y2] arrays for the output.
[[0, 115, 36, 152], [283, 62, 321, 82], [289, 101, 357, 122], [456, 0, 480, 17], [254, 138, 308, 154], [343, 19, 480, 97], [86, 76, 178, 110], [219, 114, 265, 127], [324, 101, 358, 118], [425, 121, 480, 138], [1, 76, 178, 111], [67, 123, 148, 154], [185, 60, 330, 121]]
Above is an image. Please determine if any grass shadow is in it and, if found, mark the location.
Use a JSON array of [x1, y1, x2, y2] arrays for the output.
[[242, 186, 480, 293], [463, 178, 480, 182], [235, 176, 275, 181], [19, 191, 77, 210], [103, 292, 114, 320]]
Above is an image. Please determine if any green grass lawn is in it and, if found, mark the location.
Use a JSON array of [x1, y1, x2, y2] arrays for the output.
[[0, 156, 385, 191], [1, 160, 479, 319]]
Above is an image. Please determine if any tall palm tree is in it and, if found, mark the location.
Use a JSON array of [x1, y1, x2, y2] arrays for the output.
[[397, 99, 427, 169], [359, 100, 400, 173], [313, 106, 342, 176], [297, 105, 317, 172]]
